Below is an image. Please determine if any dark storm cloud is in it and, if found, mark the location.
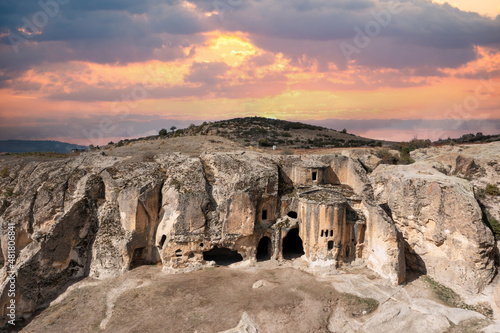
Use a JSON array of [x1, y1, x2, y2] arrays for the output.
[[0, 0, 209, 72], [213, 0, 500, 69], [1, 0, 500, 87]]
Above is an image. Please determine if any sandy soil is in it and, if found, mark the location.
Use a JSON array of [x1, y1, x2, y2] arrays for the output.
[[21, 264, 378, 333]]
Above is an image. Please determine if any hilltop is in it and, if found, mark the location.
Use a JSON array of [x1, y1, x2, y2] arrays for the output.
[[107, 117, 384, 151]]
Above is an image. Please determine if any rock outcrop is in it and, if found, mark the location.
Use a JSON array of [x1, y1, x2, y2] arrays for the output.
[[0, 143, 497, 325], [371, 163, 496, 296]]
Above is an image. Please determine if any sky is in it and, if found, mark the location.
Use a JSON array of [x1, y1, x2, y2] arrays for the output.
[[0, 0, 499, 145]]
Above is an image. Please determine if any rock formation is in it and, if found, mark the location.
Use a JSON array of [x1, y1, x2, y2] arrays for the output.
[[371, 163, 496, 296], [0, 143, 497, 325]]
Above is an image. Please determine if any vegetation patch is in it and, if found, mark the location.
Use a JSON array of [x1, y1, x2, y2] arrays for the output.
[[444, 318, 490, 333], [483, 211, 500, 241], [390, 138, 432, 164], [376, 149, 398, 165], [0, 166, 9, 178], [340, 293, 379, 317], [4, 187, 16, 197], [423, 276, 493, 318], [485, 184, 500, 196]]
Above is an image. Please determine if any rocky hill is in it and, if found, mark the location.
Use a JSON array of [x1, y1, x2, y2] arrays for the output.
[[112, 117, 383, 151], [0, 134, 499, 332]]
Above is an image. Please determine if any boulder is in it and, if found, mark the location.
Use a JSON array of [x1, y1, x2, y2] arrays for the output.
[[371, 163, 496, 296]]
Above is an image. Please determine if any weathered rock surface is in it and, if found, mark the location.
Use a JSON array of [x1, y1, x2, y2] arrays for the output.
[[0, 142, 497, 326], [0, 150, 406, 324], [411, 142, 500, 231], [371, 163, 496, 296]]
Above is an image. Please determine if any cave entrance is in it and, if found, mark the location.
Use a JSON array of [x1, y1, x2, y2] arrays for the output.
[[203, 247, 243, 266], [256, 236, 272, 261], [282, 228, 305, 260], [130, 247, 146, 269]]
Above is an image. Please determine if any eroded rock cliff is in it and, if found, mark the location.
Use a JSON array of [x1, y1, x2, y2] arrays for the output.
[[0, 143, 497, 325]]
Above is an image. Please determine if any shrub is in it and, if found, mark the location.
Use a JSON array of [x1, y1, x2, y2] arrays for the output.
[[375, 149, 398, 165], [485, 184, 500, 196], [170, 126, 177, 131], [399, 148, 415, 164], [159, 128, 167, 136], [173, 129, 184, 137], [0, 166, 9, 178], [258, 138, 272, 147], [485, 213, 500, 240], [408, 138, 431, 150]]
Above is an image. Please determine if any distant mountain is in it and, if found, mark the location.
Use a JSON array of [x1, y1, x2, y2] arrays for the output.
[[0, 140, 88, 153]]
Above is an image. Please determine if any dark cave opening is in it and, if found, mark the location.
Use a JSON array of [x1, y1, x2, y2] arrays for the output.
[[282, 228, 305, 260], [256, 236, 272, 261], [203, 247, 243, 266]]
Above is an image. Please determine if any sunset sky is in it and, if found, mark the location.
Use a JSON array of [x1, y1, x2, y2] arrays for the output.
[[1, 0, 499, 145]]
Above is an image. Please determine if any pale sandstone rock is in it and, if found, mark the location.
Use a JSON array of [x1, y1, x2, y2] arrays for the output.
[[0, 145, 496, 325], [371, 163, 496, 296]]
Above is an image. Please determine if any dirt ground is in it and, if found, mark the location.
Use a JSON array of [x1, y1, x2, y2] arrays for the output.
[[21, 265, 378, 333]]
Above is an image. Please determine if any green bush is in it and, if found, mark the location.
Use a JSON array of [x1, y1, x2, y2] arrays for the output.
[[485, 184, 500, 196], [486, 214, 500, 240], [375, 149, 398, 165], [159, 128, 167, 136], [0, 166, 9, 178]]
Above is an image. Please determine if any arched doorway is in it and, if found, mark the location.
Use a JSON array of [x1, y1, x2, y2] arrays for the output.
[[282, 228, 304, 259], [256, 236, 272, 261]]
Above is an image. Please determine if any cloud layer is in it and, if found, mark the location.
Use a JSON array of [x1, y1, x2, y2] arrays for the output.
[[0, 0, 499, 143]]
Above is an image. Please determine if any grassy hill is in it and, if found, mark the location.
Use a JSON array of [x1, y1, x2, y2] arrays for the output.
[[128, 117, 385, 150]]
